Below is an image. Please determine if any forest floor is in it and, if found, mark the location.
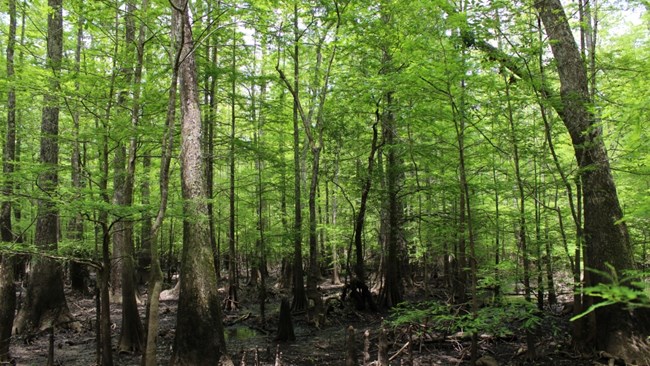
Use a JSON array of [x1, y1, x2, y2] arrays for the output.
[[7, 277, 603, 366]]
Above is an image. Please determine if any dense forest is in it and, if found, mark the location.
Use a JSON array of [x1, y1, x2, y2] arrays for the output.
[[0, 0, 649, 365]]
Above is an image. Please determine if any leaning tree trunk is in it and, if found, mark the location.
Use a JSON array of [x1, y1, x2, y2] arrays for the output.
[[535, 0, 646, 361], [458, 1, 643, 358], [170, 1, 228, 364], [14, 0, 76, 334]]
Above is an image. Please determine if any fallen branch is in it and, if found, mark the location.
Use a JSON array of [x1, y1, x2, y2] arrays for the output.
[[388, 341, 410, 362], [224, 312, 251, 326]]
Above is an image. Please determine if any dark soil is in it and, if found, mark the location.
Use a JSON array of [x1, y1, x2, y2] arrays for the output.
[[7, 279, 600, 366]]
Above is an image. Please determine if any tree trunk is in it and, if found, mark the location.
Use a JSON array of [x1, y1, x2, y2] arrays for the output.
[[544, 216, 557, 306], [141, 13, 176, 362], [116, 0, 145, 354], [330, 156, 341, 285], [492, 154, 501, 299], [225, 28, 238, 312], [100, 226, 113, 366], [15, 0, 76, 334], [505, 74, 536, 358], [275, 298, 295, 342], [379, 89, 403, 308], [289, 2, 307, 311], [534, 1, 645, 360], [353, 118, 380, 282], [378, 3, 404, 308], [349, 116, 381, 312], [0, 0, 18, 359], [67, 3, 86, 294], [0, 256, 14, 363], [276, 2, 341, 310], [203, 0, 219, 280], [253, 48, 268, 320], [170, 1, 228, 363]]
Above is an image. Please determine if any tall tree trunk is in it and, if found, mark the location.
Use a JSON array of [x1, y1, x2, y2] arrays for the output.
[[67, 3, 86, 294], [379, 88, 403, 308], [203, 0, 220, 279], [505, 76, 536, 358], [15, 0, 76, 334], [100, 224, 113, 366], [534, 1, 645, 360], [544, 214, 557, 306], [330, 153, 341, 285], [97, 46, 116, 366], [0, 256, 13, 362], [492, 154, 501, 299], [225, 27, 238, 311], [276, 2, 341, 310], [534, 159, 544, 311], [378, 2, 404, 308], [170, 1, 228, 363], [0, 0, 18, 359], [141, 12, 177, 363], [458, 114, 479, 364], [278, 119, 292, 289], [353, 117, 381, 282], [289, 1, 307, 311], [115, 0, 144, 353]]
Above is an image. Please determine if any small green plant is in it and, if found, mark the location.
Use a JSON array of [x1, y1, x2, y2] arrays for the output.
[[571, 264, 650, 322], [387, 298, 542, 337], [388, 300, 457, 334]]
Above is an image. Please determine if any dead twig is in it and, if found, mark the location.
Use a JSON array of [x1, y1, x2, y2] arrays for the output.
[[388, 341, 409, 362]]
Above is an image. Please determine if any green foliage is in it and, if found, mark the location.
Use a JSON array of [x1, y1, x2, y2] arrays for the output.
[[571, 264, 650, 321], [387, 299, 542, 338]]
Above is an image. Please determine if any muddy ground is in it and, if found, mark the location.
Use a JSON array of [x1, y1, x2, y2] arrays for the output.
[[7, 280, 602, 365]]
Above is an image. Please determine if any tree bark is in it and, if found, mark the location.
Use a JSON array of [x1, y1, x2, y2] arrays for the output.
[[0, 0, 18, 359], [67, 2, 86, 294], [141, 8, 176, 361], [353, 117, 380, 283], [459, 1, 642, 358], [225, 27, 238, 311], [170, 1, 228, 364], [378, 3, 404, 308], [534, 0, 644, 359], [15, 0, 76, 334], [289, 1, 307, 311], [115, 0, 145, 354], [379, 88, 403, 308], [504, 76, 536, 357], [203, 0, 219, 280]]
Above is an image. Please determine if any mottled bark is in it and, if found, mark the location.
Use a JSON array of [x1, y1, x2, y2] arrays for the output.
[[170, 1, 228, 364]]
